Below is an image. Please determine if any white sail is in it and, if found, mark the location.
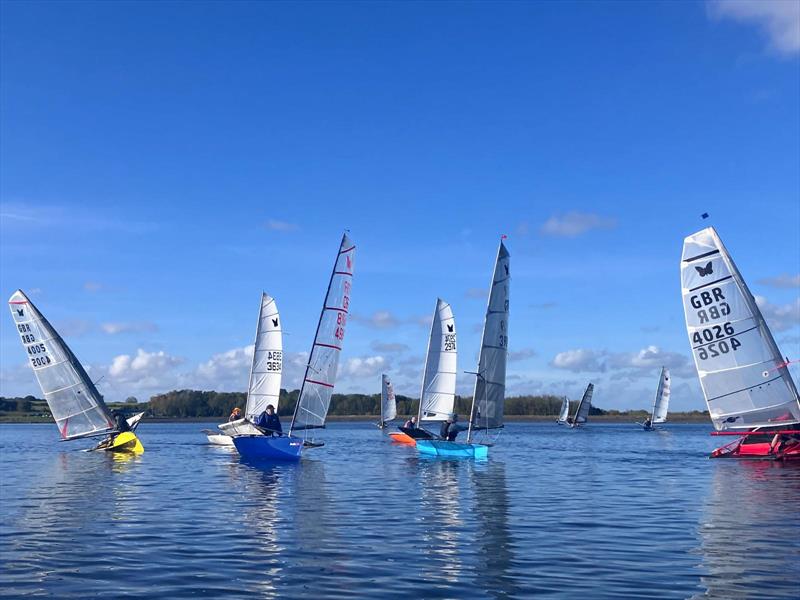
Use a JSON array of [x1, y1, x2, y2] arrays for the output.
[[574, 383, 594, 424], [8, 289, 115, 440], [651, 367, 670, 424], [381, 373, 397, 424], [290, 233, 355, 432], [417, 298, 457, 423], [469, 240, 510, 438], [681, 227, 800, 430], [558, 396, 570, 422], [245, 293, 282, 420]]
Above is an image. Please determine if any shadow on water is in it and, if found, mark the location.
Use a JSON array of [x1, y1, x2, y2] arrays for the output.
[[694, 460, 800, 599]]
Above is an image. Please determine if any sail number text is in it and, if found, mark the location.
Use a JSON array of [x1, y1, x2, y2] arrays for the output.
[[444, 334, 456, 351], [692, 322, 742, 360], [265, 350, 282, 372], [334, 280, 351, 341], [689, 287, 730, 324]]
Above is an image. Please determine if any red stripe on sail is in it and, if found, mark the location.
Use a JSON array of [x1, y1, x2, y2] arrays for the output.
[[60, 418, 69, 439], [305, 378, 334, 389], [8, 301, 28, 304], [315, 342, 342, 351]]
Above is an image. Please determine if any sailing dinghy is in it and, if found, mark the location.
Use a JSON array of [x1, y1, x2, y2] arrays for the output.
[[378, 373, 397, 429], [205, 293, 282, 446], [389, 298, 457, 445], [638, 368, 670, 430], [233, 233, 355, 461], [417, 239, 510, 459], [556, 396, 570, 425], [8, 289, 145, 453], [567, 383, 593, 428], [681, 227, 800, 460]]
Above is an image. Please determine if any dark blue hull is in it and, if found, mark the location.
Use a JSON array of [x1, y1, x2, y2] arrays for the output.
[[232, 435, 303, 461]]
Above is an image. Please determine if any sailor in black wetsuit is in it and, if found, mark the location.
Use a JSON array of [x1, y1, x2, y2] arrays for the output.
[[256, 404, 282, 436], [114, 410, 131, 433], [403, 416, 418, 429], [440, 413, 467, 442]]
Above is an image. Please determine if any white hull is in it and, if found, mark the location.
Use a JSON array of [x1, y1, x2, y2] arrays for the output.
[[206, 433, 235, 446]]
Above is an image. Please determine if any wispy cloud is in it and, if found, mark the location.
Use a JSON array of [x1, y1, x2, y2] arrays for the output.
[[755, 295, 800, 332], [371, 341, 409, 353], [465, 287, 488, 300], [757, 274, 800, 289], [0, 202, 157, 234], [352, 310, 400, 329], [508, 348, 537, 362], [530, 302, 557, 310], [264, 219, 298, 232], [707, 0, 800, 56], [540, 211, 616, 237], [343, 355, 388, 378], [101, 321, 159, 335], [551, 345, 693, 378], [108, 348, 183, 381]]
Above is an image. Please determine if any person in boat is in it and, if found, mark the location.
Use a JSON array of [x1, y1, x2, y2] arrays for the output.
[[255, 405, 282, 436], [403, 415, 418, 429], [643, 418, 652, 429], [229, 407, 242, 422], [113, 410, 131, 434], [440, 413, 468, 442]]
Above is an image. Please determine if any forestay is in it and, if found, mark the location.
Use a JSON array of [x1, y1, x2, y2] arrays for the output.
[[290, 233, 355, 432], [574, 383, 594, 424], [558, 396, 570, 422], [418, 298, 457, 422], [245, 293, 282, 420], [681, 227, 800, 430], [381, 373, 397, 424], [651, 367, 670, 424], [469, 240, 510, 437], [8, 289, 115, 440]]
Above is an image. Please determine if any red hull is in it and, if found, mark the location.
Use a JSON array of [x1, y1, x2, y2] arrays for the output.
[[388, 432, 416, 445], [711, 438, 800, 461]]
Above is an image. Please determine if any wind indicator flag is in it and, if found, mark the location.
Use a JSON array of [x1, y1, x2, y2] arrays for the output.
[[501, 234, 508, 240], [701, 212, 709, 219]]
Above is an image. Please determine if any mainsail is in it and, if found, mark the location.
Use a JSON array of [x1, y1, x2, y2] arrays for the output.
[[468, 240, 510, 441], [558, 396, 570, 422], [681, 227, 800, 430], [417, 298, 457, 422], [245, 293, 282, 420], [381, 373, 397, 424], [290, 233, 355, 433], [651, 367, 670, 424], [573, 383, 594, 424], [8, 289, 115, 440]]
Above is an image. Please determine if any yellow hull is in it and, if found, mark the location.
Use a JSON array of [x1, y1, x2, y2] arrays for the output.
[[106, 431, 144, 454]]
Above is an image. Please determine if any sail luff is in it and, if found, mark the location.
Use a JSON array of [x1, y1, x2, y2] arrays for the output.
[[681, 227, 800, 430], [289, 233, 355, 433], [8, 290, 115, 440]]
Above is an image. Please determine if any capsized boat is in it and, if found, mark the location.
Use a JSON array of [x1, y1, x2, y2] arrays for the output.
[[389, 298, 457, 445], [567, 383, 593, 428], [556, 396, 569, 425], [8, 289, 145, 453], [206, 293, 282, 446], [378, 373, 397, 429], [638, 367, 670, 430], [233, 233, 355, 461], [681, 227, 800, 460], [417, 238, 510, 459]]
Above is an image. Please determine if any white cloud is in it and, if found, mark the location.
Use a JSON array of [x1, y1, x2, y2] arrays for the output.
[[540, 211, 616, 237], [264, 219, 298, 232], [352, 310, 400, 329], [755, 295, 800, 332], [108, 348, 183, 381], [757, 274, 800, 289], [508, 348, 537, 362], [551, 345, 693, 377], [195, 345, 254, 381], [551, 349, 606, 372], [708, 0, 800, 55], [101, 321, 158, 335], [371, 341, 409, 353], [343, 355, 388, 378]]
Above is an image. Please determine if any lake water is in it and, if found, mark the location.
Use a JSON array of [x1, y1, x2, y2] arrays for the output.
[[0, 422, 798, 598]]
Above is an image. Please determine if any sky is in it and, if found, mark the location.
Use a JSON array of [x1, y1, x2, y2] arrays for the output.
[[1, 0, 798, 412]]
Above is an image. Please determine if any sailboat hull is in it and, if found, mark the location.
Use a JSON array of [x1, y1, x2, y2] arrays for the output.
[[205, 432, 235, 446], [233, 435, 303, 461], [416, 440, 488, 459], [106, 432, 144, 454], [711, 431, 800, 460]]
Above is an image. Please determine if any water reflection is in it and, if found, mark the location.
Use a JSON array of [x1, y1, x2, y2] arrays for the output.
[[695, 461, 800, 599]]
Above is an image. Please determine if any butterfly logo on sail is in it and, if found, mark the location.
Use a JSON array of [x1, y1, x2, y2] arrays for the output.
[[695, 262, 713, 277], [504, 263, 509, 276], [16, 309, 24, 317], [272, 318, 279, 327], [447, 324, 454, 333]]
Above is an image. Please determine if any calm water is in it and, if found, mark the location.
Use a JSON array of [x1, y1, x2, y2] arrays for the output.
[[1, 422, 798, 598]]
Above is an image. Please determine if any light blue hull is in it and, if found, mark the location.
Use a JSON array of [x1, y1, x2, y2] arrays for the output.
[[415, 440, 489, 459], [232, 435, 303, 461]]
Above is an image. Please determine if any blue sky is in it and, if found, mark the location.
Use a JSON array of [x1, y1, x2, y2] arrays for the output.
[[1, 1, 798, 411]]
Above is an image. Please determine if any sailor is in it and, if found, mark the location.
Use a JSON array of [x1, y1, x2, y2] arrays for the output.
[[256, 405, 282, 436], [403, 415, 418, 429], [440, 413, 467, 442], [229, 407, 242, 422], [113, 410, 131, 433], [643, 418, 652, 429]]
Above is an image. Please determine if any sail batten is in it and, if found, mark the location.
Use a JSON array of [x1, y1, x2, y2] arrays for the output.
[[289, 233, 355, 433], [468, 241, 510, 440], [417, 299, 458, 422], [8, 289, 115, 440], [680, 227, 800, 430]]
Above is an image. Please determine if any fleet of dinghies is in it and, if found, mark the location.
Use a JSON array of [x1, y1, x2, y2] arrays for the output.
[[7, 225, 800, 463]]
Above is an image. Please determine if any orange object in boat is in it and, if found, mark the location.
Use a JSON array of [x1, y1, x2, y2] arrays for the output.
[[388, 432, 416, 445]]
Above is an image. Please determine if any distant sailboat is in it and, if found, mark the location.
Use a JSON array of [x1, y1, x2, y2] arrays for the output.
[[378, 373, 397, 429], [8, 289, 145, 453], [233, 233, 355, 461], [681, 227, 800, 460], [205, 293, 282, 446], [568, 383, 593, 428], [556, 396, 569, 425], [417, 238, 509, 458], [389, 298, 457, 445], [638, 367, 670, 430]]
